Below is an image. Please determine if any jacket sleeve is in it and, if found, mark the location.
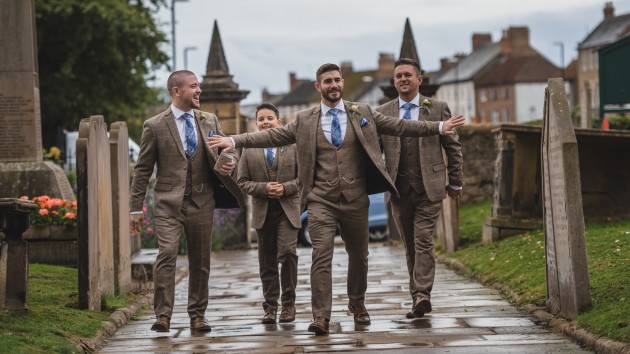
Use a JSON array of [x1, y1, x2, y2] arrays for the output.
[[130, 119, 157, 212], [237, 150, 269, 198], [438, 102, 464, 187]]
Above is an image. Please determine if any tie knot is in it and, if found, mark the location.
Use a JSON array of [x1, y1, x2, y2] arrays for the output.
[[182, 112, 193, 120], [329, 108, 340, 117], [402, 103, 414, 111]]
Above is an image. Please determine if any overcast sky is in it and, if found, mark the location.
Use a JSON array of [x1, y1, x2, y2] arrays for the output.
[[152, 0, 630, 104]]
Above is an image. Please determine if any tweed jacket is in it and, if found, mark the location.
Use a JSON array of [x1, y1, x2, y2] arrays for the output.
[[130, 108, 244, 216], [232, 101, 441, 212], [237, 144, 300, 229], [376, 96, 463, 203]]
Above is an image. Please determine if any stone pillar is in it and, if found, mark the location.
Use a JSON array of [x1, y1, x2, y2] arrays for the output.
[[77, 116, 115, 310], [542, 78, 591, 319], [0, 198, 38, 312], [0, 242, 6, 312], [436, 197, 460, 253], [0, 0, 73, 200], [109, 122, 132, 294]]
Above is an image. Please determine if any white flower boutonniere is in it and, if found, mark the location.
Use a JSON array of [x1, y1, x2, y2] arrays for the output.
[[199, 112, 209, 121], [420, 98, 432, 114], [346, 102, 361, 118]]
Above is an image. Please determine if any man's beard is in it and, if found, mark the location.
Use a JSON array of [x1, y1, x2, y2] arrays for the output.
[[322, 88, 343, 104]]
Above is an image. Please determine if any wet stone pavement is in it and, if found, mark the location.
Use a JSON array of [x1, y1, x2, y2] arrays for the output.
[[99, 243, 592, 353]]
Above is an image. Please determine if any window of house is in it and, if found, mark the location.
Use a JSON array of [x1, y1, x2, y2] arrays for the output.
[[480, 90, 487, 103], [503, 108, 510, 122], [504, 87, 509, 99], [492, 89, 498, 101], [491, 109, 499, 123]]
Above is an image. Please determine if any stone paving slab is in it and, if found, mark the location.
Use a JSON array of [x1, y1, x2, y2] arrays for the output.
[[98, 243, 592, 353]]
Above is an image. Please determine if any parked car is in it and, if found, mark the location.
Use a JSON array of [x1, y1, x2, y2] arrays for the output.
[[297, 193, 388, 247]]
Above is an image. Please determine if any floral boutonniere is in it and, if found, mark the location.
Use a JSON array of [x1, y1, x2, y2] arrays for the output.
[[199, 112, 209, 121], [420, 98, 432, 114], [346, 101, 369, 127]]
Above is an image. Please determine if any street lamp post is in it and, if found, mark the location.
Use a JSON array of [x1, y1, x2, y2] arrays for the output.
[[553, 41, 565, 79], [171, 0, 189, 70], [183, 46, 197, 69]]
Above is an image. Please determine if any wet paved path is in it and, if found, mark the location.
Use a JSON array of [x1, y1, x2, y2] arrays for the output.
[[99, 243, 591, 353]]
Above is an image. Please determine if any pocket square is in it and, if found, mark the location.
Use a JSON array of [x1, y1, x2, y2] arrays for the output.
[[360, 117, 369, 127]]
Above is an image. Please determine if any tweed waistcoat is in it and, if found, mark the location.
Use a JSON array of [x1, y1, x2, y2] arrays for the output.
[[312, 120, 366, 203], [185, 127, 213, 205], [397, 136, 424, 194]]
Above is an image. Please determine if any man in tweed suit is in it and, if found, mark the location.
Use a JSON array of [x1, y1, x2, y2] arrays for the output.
[[209, 63, 464, 335], [376, 58, 463, 319], [237, 103, 300, 324], [130, 70, 244, 333]]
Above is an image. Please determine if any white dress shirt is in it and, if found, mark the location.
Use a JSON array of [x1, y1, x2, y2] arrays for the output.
[[320, 101, 348, 145], [171, 104, 197, 153]]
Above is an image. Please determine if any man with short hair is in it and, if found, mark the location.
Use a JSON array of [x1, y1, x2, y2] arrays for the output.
[[376, 58, 463, 319], [237, 102, 300, 324], [130, 70, 244, 334], [209, 63, 464, 335]]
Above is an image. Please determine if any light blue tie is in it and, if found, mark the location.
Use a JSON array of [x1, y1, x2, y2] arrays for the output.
[[182, 113, 197, 156], [402, 102, 414, 120], [266, 148, 274, 166], [329, 108, 342, 147]]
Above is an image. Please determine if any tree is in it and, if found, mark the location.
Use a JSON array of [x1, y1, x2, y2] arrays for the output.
[[35, 0, 170, 147]]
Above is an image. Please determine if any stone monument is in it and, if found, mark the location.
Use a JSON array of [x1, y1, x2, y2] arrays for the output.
[[541, 78, 591, 319], [0, 0, 73, 200]]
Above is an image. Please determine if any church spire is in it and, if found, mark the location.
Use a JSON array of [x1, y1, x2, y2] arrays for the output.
[[399, 18, 421, 72], [205, 20, 230, 76]]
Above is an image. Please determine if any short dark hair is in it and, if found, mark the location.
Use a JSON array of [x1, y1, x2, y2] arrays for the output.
[[315, 63, 341, 82], [394, 58, 421, 75], [167, 70, 196, 94], [255, 102, 279, 118]]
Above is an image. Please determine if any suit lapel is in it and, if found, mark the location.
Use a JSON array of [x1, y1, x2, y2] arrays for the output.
[[344, 100, 365, 146], [258, 148, 270, 180], [164, 108, 186, 159], [309, 107, 320, 166]]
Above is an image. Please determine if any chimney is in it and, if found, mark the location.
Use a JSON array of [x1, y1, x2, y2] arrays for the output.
[[604, 2, 615, 19], [439, 58, 454, 72], [500, 26, 531, 56], [377, 52, 395, 79], [262, 87, 270, 102], [472, 33, 492, 51], [289, 72, 298, 90], [340, 61, 354, 75]]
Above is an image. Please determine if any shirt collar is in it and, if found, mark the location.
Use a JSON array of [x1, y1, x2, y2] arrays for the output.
[[398, 94, 420, 108], [171, 104, 195, 119], [321, 101, 346, 116]]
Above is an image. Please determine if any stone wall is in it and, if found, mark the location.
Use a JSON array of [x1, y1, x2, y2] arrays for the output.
[[457, 124, 496, 205]]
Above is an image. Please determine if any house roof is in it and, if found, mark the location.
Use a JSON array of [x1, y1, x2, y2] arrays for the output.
[[476, 56, 560, 87], [579, 12, 630, 49], [433, 43, 501, 85], [564, 59, 578, 80], [274, 80, 317, 106]]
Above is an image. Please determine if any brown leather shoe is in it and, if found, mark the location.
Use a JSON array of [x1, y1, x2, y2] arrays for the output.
[[261, 307, 277, 324], [307, 317, 330, 335], [151, 315, 170, 332], [278, 305, 296, 323], [412, 298, 432, 318], [190, 317, 212, 333], [348, 304, 371, 325]]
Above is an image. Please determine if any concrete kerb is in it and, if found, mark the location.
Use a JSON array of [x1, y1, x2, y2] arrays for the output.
[[76, 262, 190, 353], [437, 255, 630, 354]]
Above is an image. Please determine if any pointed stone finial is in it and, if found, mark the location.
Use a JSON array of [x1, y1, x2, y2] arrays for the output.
[[399, 18, 421, 71], [206, 20, 230, 76]]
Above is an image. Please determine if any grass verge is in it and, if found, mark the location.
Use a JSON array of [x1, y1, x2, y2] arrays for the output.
[[446, 200, 630, 343], [0, 264, 134, 354]]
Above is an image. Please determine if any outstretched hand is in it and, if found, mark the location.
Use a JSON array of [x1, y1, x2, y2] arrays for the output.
[[208, 136, 233, 151], [443, 114, 465, 135]]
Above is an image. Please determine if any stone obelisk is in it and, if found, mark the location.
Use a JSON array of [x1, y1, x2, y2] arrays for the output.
[[0, 0, 74, 200]]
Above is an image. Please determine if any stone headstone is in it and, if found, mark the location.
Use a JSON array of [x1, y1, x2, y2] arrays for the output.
[[0, 0, 73, 200], [109, 122, 132, 294], [0, 242, 7, 312], [541, 78, 591, 320], [77, 116, 115, 310], [436, 197, 460, 253]]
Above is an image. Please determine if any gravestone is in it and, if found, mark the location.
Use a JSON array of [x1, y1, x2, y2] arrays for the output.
[[109, 122, 132, 294], [541, 78, 591, 319], [0, 0, 73, 200], [0, 198, 38, 312], [77, 116, 115, 310], [436, 197, 460, 253], [0, 242, 6, 312]]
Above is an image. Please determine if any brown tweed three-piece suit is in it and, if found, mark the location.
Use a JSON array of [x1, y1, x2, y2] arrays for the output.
[[377, 96, 463, 303], [238, 145, 301, 312], [232, 100, 442, 320], [130, 107, 244, 320]]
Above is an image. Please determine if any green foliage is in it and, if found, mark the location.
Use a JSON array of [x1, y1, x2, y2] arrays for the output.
[[0, 264, 129, 353], [35, 0, 170, 147], [450, 201, 630, 342], [457, 199, 492, 247]]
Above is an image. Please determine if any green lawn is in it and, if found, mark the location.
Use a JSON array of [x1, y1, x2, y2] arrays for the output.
[[449, 200, 630, 343], [0, 264, 132, 354]]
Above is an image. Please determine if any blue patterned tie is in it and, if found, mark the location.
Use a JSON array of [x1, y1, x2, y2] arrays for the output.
[[266, 148, 274, 166], [329, 108, 342, 147], [402, 102, 414, 120], [182, 113, 197, 156]]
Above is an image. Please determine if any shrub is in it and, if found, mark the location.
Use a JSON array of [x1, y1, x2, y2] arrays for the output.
[[21, 195, 77, 228]]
